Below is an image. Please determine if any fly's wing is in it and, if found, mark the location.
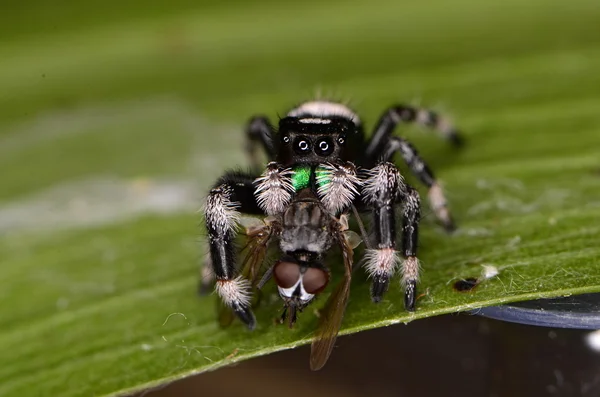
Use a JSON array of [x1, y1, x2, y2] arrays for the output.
[[218, 221, 272, 327], [309, 232, 354, 371]]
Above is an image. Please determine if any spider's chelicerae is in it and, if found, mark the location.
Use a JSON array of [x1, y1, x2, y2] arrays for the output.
[[203, 100, 462, 369]]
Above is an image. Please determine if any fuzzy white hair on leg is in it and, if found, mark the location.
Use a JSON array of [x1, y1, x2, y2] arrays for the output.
[[428, 182, 452, 226], [254, 162, 294, 216], [215, 277, 252, 308], [363, 248, 400, 280], [416, 108, 434, 125], [437, 117, 456, 138], [288, 101, 360, 124], [316, 163, 362, 214], [401, 256, 421, 286], [404, 187, 421, 215], [362, 162, 405, 204], [428, 183, 447, 210], [416, 108, 455, 138], [204, 185, 240, 235]]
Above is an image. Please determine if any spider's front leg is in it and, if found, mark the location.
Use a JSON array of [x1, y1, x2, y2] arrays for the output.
[[245, 116, 276, 171], [362, 162, 422, 311], [204, 172, 264, 329]]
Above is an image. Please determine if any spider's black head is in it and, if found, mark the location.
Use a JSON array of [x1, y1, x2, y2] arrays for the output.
[[277, 116, 356, 165]]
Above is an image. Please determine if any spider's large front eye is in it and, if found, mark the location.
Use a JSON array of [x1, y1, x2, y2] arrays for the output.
[[315, 137, 334, 157], [302, 267, 329, 294], [293, 136, 311, 155]]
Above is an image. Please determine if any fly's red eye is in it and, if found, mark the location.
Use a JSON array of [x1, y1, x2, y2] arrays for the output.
[[302, 267, 329, 294], [273, 261, 301, 289]]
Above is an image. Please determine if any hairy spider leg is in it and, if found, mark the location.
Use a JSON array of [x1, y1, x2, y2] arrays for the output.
[[382, 136, 454, 230], [245, 116, 276, 170], [399, 186, 421, 310], [204, 171, 264, 329], [200, 115, 275, 297], [365, 105, 461, 231], [360, 162, 422, 310], [366, 105, 462, 156]]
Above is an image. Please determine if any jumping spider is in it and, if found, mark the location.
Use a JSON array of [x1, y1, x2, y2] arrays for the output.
[[203, 100, 462, 369]]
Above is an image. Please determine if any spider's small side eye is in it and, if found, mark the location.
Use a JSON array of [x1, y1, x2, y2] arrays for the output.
[[337, 136, 345, 145], [315, 137, 334, 157], [293, 137, 311, 155], [282, 135, 290, 144]]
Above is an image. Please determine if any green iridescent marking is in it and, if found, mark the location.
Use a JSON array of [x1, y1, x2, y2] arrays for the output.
[[315, 166, 331, 189], [291, 165, 312, 191]]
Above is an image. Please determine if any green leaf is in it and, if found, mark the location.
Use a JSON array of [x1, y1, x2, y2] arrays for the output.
[[1, 0, 600, 395]]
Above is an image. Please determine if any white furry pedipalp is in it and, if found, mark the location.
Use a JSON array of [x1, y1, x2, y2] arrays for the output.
[[316, 163, 362, 214], [254, 163, 294, 216]]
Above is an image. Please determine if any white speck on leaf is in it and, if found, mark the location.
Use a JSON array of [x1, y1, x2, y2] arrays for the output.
[[481, 264, 499, 280]]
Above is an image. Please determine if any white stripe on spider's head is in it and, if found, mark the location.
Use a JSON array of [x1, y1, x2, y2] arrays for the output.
[[299, 118, 332, 124], [288, 101, 360, 124]]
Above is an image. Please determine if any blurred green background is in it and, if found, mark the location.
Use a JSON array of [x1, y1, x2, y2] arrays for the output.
[[1, 0, 600, 396]]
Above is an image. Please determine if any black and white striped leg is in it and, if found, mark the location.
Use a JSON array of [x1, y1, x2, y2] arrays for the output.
[[204, 172, 264, 329], [365, 105, 462, 160], [245, 116, 276, 170], [361, 162, 405, 303], [382, 136, 455, 231], [399, 186, 421, 311]]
